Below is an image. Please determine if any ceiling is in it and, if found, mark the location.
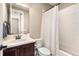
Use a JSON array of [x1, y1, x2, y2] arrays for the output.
[[49, 3, 57, 6], [12, 3, 57, 11], [24, 3, 57, 7]]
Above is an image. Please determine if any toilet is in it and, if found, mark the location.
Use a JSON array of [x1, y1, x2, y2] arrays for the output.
[[35, 39, 51, 56]]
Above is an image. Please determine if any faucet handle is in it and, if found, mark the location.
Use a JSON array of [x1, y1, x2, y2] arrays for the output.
[[0, 44, 7, 50]]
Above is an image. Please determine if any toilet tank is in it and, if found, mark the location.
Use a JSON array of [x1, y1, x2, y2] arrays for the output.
[[35, 39, 43, 48]]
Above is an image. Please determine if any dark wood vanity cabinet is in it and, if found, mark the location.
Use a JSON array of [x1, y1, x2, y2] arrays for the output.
[[3, 43, 35, 56], [17, 43, 35, 56], [3, 47, 18, 56]]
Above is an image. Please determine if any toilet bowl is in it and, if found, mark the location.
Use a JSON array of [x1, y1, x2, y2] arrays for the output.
[[35, 39, 51, 56], [38, 47, 50, 56]]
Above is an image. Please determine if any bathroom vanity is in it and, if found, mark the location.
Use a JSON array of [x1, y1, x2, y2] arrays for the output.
[[3, 43, 35, 56], [1, 34, 36, 56]]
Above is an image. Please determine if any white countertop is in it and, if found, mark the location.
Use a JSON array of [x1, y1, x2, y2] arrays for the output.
[[2, 34, 36, 48]]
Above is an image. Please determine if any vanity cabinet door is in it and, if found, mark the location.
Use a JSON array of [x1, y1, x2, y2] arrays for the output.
[[18, 43, 35, 56], [3, 47, 18, 56], [22, 43, 35, 56]]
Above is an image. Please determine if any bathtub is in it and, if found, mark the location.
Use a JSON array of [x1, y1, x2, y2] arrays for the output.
[[58, 50, 73, 56], [22, 34, 73, 56]]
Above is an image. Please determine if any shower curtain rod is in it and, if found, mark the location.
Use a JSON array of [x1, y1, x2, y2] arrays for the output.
[[50, 3, 61, 9], [54, 3, 61, 6]]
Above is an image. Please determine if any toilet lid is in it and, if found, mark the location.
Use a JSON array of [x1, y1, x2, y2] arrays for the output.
[[38, 47, 50, 55]]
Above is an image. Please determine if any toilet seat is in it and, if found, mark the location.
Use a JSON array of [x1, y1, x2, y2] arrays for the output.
[[38, 47, 50, 55]]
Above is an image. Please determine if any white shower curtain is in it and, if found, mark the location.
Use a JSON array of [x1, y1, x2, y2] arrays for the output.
[[42, 6, 59, 55]]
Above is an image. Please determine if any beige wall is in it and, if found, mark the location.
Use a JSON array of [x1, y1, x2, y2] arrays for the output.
[[0, 4, 4, 38], [29, 6, 42, 39], [29, 4, 52, 39], [59, 3, 79, 55], [0, 4, 7, 38]]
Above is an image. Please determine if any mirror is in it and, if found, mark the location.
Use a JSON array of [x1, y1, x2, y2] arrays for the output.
[[4, 3, 29, 39], [10, 6, 24, 35]]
